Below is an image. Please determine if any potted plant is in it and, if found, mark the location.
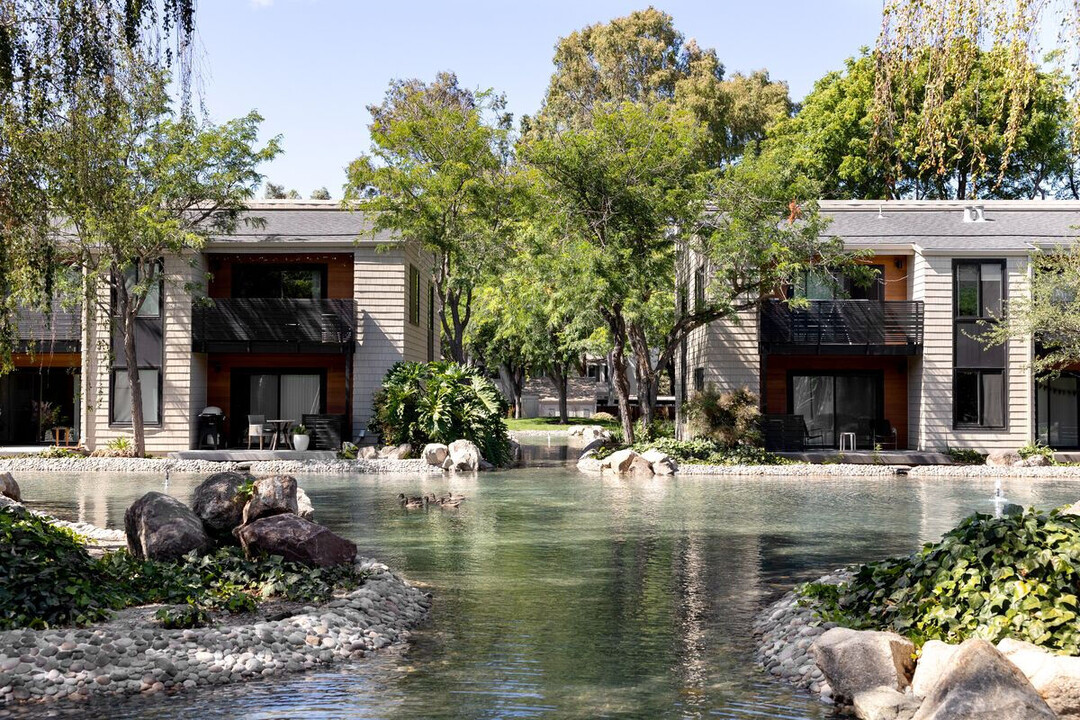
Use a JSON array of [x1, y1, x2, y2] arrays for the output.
[[292, 424, 311, 452]]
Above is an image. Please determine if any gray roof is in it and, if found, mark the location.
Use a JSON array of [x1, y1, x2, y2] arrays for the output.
[[206, 200, 396, 246], [819, 200, 1080, 253]]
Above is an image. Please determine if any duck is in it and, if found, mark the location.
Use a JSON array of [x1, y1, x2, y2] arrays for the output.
[[397, 493, 426, 510]]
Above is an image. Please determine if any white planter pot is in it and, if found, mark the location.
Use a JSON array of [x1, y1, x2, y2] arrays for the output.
[[292, 434, 310, 452]]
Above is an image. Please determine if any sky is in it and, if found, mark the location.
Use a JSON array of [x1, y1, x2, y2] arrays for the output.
[[191, 0, 883, 197]]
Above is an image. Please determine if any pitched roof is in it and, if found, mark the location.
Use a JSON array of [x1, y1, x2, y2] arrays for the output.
[[819, 200, 1080, 253], [206, 200, 395, 246]]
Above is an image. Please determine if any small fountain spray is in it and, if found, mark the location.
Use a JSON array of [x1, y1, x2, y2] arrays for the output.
[[990, 477, 1009, 518], [164, 467, 171, 492]]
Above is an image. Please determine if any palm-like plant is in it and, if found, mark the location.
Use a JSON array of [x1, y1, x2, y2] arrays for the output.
[[371, 361, 512, 465]]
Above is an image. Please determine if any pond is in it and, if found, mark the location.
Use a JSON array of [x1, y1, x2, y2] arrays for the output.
[[11, 442, 1080, 719]]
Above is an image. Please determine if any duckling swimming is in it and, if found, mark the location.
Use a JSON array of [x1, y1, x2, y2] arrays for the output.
[[397, 493, 426, 510]]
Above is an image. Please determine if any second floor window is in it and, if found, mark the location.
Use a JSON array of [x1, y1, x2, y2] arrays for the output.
[[953, 260, 1006, 429], [234, 264, 326, 300], [694, 265, 706, 311], [793, 266, 884, 301]]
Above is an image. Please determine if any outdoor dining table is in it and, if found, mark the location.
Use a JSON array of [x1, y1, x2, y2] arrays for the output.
[[267, 419, 295, 450]]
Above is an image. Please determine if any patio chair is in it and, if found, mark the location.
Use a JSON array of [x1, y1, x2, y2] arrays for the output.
[[871, 419, 898, 450], [246, 414, 273, 450]]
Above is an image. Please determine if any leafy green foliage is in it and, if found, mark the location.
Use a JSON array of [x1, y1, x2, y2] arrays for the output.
[[337, 442, 359, 460], [0, 508, 120, 629], [1019, 442, 1057, 464], [591, 412, 617, 423], [371, 361, 512, 466], [234, 478, 256, 503], [800, 509, 1080, 652], [632, 437, 789, 466], [634, 419, 676, 444], [946, 446, 987, 465], [0, 507, 363, 631], [155, 605, 211, 629], [683, 387, 761, 446]]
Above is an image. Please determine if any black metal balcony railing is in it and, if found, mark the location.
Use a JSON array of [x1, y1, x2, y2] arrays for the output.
[[192, 298, 356, 354], [16, 306, 82, 353], [760, 299, 924, 355]]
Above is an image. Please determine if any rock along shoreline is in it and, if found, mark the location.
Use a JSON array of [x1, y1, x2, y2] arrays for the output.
[[0, 555, 431, 708]]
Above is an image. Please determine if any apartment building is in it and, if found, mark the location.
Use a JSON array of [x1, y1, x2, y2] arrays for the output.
[[676, 200, 1080, 453], [5, 200, 439, 453]]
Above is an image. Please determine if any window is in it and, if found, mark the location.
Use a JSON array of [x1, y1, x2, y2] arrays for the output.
[[409, 266, 421, 326], [111, 262, 163, 426], [694, 265, 707, 311], [678, 283, 688, 318], [427, 282, 436, 361], [693, 367, 705, 393], [793, 266, 884, 301], [953, 260, 1006, 429], [233, 264, 326, 299]]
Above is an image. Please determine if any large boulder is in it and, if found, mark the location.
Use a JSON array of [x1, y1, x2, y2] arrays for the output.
[[600, 448, 653, 474], [811, 627, 915, 700], [1018, 454, 1053, 467], [359, 445, 379, 460], [641, 448, 678, 476], [423, 443, 449, 466], [912, 640, 960, 698], [568, 425, 612, 443], [986, 450, 1022, 467], [448, 439, 481, 472], [242, 475, 298, 525], [295, 487, 315, 522], [0, 494, 28, 518], [0, 472, 20, 502], [379, 443, 412, 460], [576, 450, 602, 474], [508, 438, 522, 467], [911, 639, 1055, 720], [124, 492, 210, 561], [853, 686, 920, 720], [234, 514, 356, 567], [998, 637, 1080, 718], [190, 471, 249, 539]]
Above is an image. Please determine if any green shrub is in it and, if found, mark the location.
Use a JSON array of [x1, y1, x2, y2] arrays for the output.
[[590, 411, 617, 423], [370, 361, 512, 466], [800, 508, 1080, 652], [0, 508, 121, 629], [338, 441, 358, 460], [946, 446, 987, 465], [634, 418, 675, 443], [1, 507, 364, 631], [633, 437, 789, 466], [1019, 442, 1056, 464], [683, 387, 761, 447], [156, 605, 211, 629], [39, 446, 85, 459]]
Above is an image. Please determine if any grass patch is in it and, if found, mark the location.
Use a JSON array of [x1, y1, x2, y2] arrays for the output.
[[0, 507, 364, 631], [505, 417, 621, 432], [632, 438, 791, 466]]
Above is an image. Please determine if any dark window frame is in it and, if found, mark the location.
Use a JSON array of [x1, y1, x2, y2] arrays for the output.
[[785, 369, 886, 447], [952, 259, 1008, 430], [408, 265, 421, 326], [694, 265, 707, 312], [110, 261, 164, 427], [426, 282, 436, 361], [232, 263, 329, 300], [693, 367, 705, 393], [1036, 371, 1080, 449]]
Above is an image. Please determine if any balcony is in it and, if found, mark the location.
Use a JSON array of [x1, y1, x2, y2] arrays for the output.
[[192, 298, 356, 354], [760, 299, 924, 355], [16, 305, 82, 353]]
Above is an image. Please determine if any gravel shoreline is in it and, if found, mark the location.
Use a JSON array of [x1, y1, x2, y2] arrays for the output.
[[0, 508, 432, 708], [753, 570, 852, 705], [0, 457, 443, 475], [677, 463, 900, 477]]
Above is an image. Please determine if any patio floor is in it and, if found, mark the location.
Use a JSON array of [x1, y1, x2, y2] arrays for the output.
[[776, 450, 954, 465], [169, 450, 339, 462]]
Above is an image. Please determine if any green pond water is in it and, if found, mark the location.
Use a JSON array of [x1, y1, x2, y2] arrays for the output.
[[10, 442, 1080, 719]]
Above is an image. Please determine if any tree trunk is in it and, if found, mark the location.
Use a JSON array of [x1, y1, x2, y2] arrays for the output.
[[547, 366, 569, 424], [627, 320, 658, 431], [439, 285, 472, 364], [498, 363, 524, 419], [602, 306, 634, 443], [115, 271, 146, 458]]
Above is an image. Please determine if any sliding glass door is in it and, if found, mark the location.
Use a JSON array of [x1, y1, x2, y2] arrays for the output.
[[790, 372, 882, 449], [232, 370, 325, 444], [1038, 376, 1080, 448]]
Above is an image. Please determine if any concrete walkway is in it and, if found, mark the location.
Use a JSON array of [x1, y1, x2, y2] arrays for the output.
[[776, 450, 954, 465]]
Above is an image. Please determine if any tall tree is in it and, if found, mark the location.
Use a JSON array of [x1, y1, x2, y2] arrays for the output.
[[344, 72, 515, 363], [310, 187, 331, 200], [536, 7, 790, 166], [0, 0, 196, 370], [49, 61, 280, 455], [874, 0, 1080, 197], [762, 49, 1077, 200]]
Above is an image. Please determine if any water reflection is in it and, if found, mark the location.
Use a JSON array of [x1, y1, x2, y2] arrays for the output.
[[11, 450, 1080, 719]]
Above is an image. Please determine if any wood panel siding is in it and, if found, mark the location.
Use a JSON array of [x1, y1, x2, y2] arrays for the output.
[[13, 353, 81, 368], [862, 255, 911, 301], [205, 353, 350, 439], [764, 354, 910, 449], [206, 253, 354, 299]]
